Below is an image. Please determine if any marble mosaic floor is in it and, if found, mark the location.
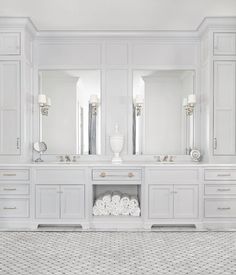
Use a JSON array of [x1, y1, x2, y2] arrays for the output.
[[0, 232, 236, 275]]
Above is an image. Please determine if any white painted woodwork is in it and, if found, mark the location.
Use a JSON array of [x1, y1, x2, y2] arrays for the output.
[[148, 185, 173, 219], [214, 33, 236, 55], [0, 61, 20, 155], [60, 185, 84, 219], [204, 169, 236, 181], [36, 185, 60, 219], [0, 169, 29, 181], [0, 33, 20, 55], [105, 69, 128, 155], [38, 44, 101, 67], [213, 61, 236, 155], [106, 44, 128, 66], [174, 185, 198, 219], [205, 185, 236, 196], [147, 169, 199, 184], [0, 184, 29, 195], [36, 169, 85, 184], [0, 198, 29, 218], [205, 198, 236, 218]]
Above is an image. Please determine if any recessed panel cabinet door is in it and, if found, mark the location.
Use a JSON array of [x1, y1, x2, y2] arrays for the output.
[[61, 185, 84, 219], [0, 33, 20, 55], [36, 185, 60, 219], [214, 33, 236, 56], [214, 61, 236, 155], [174, 185, 198, 219], [0, 61, 20, 155], [148, 185, 173, 218]]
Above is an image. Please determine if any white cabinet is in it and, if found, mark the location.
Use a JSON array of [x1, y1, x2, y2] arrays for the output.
[[214, 33, 236, 55], [149, 185, 173, 218], [36, 185, 60, 219], [36, 185, 84, 220], [149, 184, 198, 219], [213, 61, 236, 155], [0, 61, 20, 155], [174, 185, 198, 218], [61, 185, 84, 219], [0, 33, 20, 55]]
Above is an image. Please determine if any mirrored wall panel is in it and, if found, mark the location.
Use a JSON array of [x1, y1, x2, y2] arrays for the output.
[[39, 70, 101, 155], [133, 70, 196, 155]]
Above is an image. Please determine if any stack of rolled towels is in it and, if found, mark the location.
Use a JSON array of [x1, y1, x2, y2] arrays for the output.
[[93, 191, 141, 216]]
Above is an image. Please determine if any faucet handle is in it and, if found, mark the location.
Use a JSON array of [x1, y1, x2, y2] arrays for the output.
[[72, 155, 80, 162], [58, 155, 64, 162], [154, 155, 161, 162]]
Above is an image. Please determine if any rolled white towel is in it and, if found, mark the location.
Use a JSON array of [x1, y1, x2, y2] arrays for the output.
[[129, 195, 139, 209], [120, 194, 130, 208], [102, 192, 112, 204], [112, 191, 122, 203], [100, 208, 110, 216], [130, 207, 141, 217], [93, 205, 101, 216], [120, 206, 130, 216], [95, 196, 105, 209]]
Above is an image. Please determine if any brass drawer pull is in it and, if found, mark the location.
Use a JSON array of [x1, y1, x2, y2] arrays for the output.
[[217, 207, 231, 210], [217, 188, 231, 192], [3, 173, 17, 177], [128, 172, 134, 178], [100, 172, 106, 178], [3, 188, 17, 191], [3, 207, 17, 210], [217, 174, 231, 177]]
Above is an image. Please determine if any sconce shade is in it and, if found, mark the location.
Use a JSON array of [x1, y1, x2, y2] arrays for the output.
[[89, 94, 99, 104], [46, 97, 51, 106], [38, 94, 47, 104], [182, 97, 188, 106], [188, 94, 196, 104], [135, 95, 144, 105]]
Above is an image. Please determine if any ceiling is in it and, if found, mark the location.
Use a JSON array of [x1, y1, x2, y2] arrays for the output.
[[0, 0, 236, 31]]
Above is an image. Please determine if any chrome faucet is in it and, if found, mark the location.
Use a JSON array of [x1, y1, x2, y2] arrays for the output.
[[163, 155, 168, 162], [65, 155, 71, 162]]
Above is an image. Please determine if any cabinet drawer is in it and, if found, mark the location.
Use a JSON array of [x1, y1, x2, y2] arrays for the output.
[[92, 169, 141, 181], [0, 170, 29, 181], [0, 198, 29, 218], [205, 185, 236, 195], [204, 169, 236, 181], [0, 184, 29, 195], [147, 169, 199, 184], [0, 33, 20, 55], [36, 169, 86, 184], [204, 199, 236, 218]]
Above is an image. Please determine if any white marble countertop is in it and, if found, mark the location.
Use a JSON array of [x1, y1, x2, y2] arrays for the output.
[[0, 161, 236, 167]]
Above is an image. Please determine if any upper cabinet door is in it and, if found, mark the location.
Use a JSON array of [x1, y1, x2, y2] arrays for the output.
[[0, 33, 20, 55], [214, 61, 236, 155], [60, 185, 84, 219], [0, 61, 21, 155], [214, 33, 236, 56]]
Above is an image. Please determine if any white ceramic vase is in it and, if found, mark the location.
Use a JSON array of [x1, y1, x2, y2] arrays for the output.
[[110, 124, 124, 163]]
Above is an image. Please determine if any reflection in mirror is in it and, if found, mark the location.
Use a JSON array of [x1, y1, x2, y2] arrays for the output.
[[133, 70, 196, 155], [39, 70, 101, 155]]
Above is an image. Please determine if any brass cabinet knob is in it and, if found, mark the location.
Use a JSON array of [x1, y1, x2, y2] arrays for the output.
[[100, 172, 106, 178], [128, 172, 134, 178]]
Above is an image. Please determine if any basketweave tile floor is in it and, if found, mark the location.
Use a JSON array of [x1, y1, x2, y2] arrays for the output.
[[0, 232, 236, 275]]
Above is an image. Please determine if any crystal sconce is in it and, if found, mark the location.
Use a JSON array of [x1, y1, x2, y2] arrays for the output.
[[89, 95, 99, 115], [38, 94, 51, 116], [183, 94, 196, 116], [134, 95, 144, 116]]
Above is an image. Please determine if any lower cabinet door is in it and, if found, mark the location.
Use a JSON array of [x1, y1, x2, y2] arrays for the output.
[[149, 185, 173, 219], [61, 185, 84, 219], [36, 185, 60, 219], [174, 185, 198, 219]]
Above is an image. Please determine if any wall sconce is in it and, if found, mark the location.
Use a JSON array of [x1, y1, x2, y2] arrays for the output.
[[183, 94, 196, 116], [89, 95, 99, 115], [38, 94, 51, 116], [134, 95, 144, 116]]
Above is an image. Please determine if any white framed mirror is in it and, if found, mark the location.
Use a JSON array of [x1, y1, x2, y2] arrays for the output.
[[38, 70, 101, 155], [133, 69, 196, 155]]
